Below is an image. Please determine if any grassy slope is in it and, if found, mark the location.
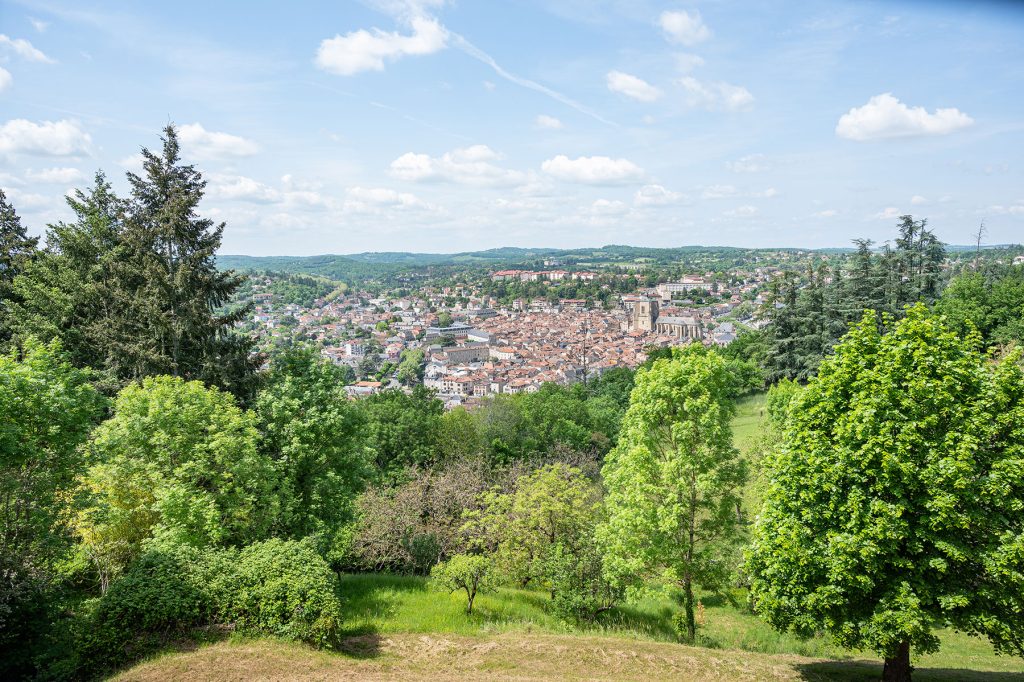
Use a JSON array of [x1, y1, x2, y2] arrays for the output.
[[113, 391, 1024, 680]]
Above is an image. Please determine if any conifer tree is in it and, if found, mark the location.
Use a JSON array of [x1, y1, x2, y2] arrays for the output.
[[0, 189, 39, 344], [116, 125, 257, 396]]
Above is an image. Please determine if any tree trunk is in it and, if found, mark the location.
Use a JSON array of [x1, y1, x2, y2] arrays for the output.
[[682, 576, 696, 643], [882, 641, 911, 682]]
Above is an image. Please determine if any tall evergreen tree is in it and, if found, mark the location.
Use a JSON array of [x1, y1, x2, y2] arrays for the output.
[[11, 173, 125, 385], [0, 190, 39, 344], [115, 125, 257, 396]]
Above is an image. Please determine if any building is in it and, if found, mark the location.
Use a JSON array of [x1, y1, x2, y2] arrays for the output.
[[655, 315, 703, 341], [624, 297, 659, 332]]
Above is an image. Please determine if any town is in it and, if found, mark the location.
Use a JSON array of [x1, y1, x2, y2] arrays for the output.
[[239, 264, 780, 407]]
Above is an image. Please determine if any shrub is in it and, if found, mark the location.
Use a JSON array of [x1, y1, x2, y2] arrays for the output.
[[544, 542, 622, 623], [223, 539, 341, 648], [431, 554, 494, 614]]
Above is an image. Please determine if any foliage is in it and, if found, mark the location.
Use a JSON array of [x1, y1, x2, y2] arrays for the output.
[[396, 347, 425, 386], [255, 347, 368, 543], [936, 265, 1024, 347], [0, 188, 38, 344], [464, 463, 601, 592], [10, 174, 125, 390], [0, 341, 104, 675], [761, 217, 948, 382], [747, 306, 1024, 679], [224, 538, 342, 647], [358, 386, 444, 475], [431, 554, 495, 614], [600, 344, 747, 643], [77, 376, 276, 583], [347, 459, 491, 573]]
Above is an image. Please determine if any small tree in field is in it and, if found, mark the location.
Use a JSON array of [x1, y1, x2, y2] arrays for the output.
[[431, 554, 494, 614], [600, 344, 747, 643], [747, 306, 1024, 682]]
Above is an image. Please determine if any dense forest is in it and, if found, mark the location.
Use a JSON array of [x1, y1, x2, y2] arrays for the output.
[[2, 126, 1024, 682]]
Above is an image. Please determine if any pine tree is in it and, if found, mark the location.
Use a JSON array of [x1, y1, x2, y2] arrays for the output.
[[0, 190, 39, 344], [115, 125, 257, 396]]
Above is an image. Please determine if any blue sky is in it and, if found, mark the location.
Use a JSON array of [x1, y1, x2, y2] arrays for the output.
[[1, 0, 1022, 255]]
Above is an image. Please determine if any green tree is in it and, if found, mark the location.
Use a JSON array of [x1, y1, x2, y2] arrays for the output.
[[255, 347, 368, 542], [0, 341, 104, 670], [600, 344, 747, 643], [936, 266, 1024, 347], [359, 386, 444, 475], [0, 189, 39, 344], [436, 311, 454, 328], [10, 173, 126, 388], [115, 125, 257, 396], [464, 463, 601, 591], [396, 347, 425, 386], [78, 376, 276, 582], [747, 306, 1024, 682], [431, 554, 494, 614]]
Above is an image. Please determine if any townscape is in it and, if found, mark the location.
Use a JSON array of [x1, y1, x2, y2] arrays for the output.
[[3, 2, 1024, 682]]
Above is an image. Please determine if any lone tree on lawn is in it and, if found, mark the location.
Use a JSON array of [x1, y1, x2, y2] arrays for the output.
[[600, 344, 747, 643], [747, 305, 1024, 682]]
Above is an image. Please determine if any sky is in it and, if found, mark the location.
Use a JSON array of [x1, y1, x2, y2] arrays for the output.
[[1, 0, 1022, 256]]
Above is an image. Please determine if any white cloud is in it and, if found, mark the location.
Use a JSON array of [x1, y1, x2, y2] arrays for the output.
[[0, 119, 91, 156], [389, 144, 526, 186], [315, 16, 447, 75], [814, 209, 838, 218], [178, 123, 259, 160], [606, 70, 662, 102], [726, 154, 766, 173], [675, 53, 705, 73], [678, 76, 753, 111], [483, 80, 496, 91], [0, 67, 10, 92], [910, 195, 928, 205], [0, 34, 55, 63], [344, 186, 428, 212], [702, 184, 737, 199], [836, 93, 973, 141], [2, 187, 50, 210], [724, 205, 757, 217], [208, 174, 280, 203], [29, 18, 49, 33], [25, 167, 84, 184], [875, 206, 902, 220], [535, 114, 563, 130], [659, 10, 711, 46], [118, 153, 145, 172], [588, 198, 628, 215], [634, 184, 683, 206], [752, 187, 778, 198], [985, 203, 1024, 216], [541, 155, 645, 185]]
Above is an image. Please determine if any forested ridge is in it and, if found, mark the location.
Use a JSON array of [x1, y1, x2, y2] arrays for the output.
[[2, 126, 1023, 682]]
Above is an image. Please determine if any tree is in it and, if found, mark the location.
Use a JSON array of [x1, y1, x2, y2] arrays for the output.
[[0, 341, 104, 669], [10, 173, 126, 389], [431, 554, 494, 614], [464, 463, 601, 591], [0, 189, 38, 344], [600, 344, 747, 643], [358, 386, 444, 475], [747, 306, 1024, 682], [77, 376, 276, 582], [255, 347, 369, 543], [396, 348, 425, 386], [936, 266, 1024, 347], [114, 125, 257, 396], [436, 311, 454, 328]]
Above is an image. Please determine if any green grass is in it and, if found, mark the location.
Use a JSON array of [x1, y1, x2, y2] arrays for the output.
[[731, 391, 767, 456], [335, 574, 1023, 674]]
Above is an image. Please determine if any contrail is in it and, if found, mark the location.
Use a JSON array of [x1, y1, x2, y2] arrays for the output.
[[448, 32, 619, 128]]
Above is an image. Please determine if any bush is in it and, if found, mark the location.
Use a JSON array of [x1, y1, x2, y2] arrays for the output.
[[79, 539, 342, 675], [224, 539, 341, 648], [431, 554, 494, 614], [544, 542, 622, 623], [80, 543, 224, 674]]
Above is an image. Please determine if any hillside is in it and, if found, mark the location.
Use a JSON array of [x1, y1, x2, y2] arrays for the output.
[[114, 634, 1024, 682]]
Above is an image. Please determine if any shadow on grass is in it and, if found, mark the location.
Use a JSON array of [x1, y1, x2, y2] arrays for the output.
[[337, 627, 384, 659], [796, 661, 1024, 682], [594, 602, 678, 641]]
